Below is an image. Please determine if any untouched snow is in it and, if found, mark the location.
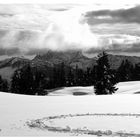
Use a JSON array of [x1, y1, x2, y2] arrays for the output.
[[0, 81, 140, 136]]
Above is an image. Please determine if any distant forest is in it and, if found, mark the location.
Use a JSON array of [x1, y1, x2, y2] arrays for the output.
[[0, 52, 140, 95]]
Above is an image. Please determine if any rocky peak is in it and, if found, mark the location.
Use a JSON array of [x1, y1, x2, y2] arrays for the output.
[[33, 50, 89, 64]]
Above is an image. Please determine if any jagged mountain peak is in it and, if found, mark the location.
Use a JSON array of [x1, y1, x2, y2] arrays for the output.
[[33, 50, 89, 64], [0, 57, 30, 68]]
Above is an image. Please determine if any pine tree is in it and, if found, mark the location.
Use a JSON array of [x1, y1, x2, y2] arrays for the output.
[[59, 62, 66, 86], [77, 69, 84, 86], [117, 60, 134, 82], [75, 64, 79, 86], [11, 64, 34, 95], [11, 65, 48, 95], [20, 64, 34, 94], [51, 66, 57, 88], [0, 75, 8, 92], [94, 52, 118, 95], [66, 67, 74, 86], [84, 67, 92, 86], [33, 70, 48, 95], [133, 64, 140, 80], [11, 69, 22, 94]]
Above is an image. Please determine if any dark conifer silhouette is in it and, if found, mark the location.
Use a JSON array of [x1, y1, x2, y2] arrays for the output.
[[59, 62, 66, 86], [133, 64, 140, 81], [11, 69, 22, 94], [117, 60, 134, 82], [74, 65, 82, 86], [66, 67, 74, 86], [11, 64, 48, 95], [33, 70, 48, 95], [9, 52, 140, 95], [0, 75, 8, 92], [11, 64, 33, 95], [94, 52, 118, 95]]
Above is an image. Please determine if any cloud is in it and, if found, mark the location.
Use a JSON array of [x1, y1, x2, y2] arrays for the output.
[[0, 27, 139, 56], [90, 23, 140, 37], [85, 38, 140, 56], [85, 5, 140, 25], [0, 4, 140, 57], [0, 13, 14, 17], [0, 26, 98, 56], [85, 43, 140, 55], [48, 8, 69, 11], [0, 4, 100, 56], [0, 47, 20, 56]]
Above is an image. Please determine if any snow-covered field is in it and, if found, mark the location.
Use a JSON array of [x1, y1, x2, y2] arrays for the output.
[[1, 81, 140, 136]]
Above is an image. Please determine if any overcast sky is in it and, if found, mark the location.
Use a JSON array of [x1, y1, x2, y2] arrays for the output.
[[0, 1, 140, 58]]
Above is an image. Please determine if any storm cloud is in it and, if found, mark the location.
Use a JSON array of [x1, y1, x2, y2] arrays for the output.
[[85, 5, 140, 25]]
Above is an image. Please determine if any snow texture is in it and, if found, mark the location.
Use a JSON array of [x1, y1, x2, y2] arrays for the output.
[[0, 81, 140, 136]]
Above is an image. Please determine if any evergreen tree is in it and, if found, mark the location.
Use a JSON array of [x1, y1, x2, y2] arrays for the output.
[[133, 64, 140, 81], [33, 70, 48, 95], [59, 62, 66, 86], [75, 64, 79, 86], [51, 63, 66, 88], [11, 64, 34, 95], [11, 64, 48, 95], [0, 75, 8, 92], [94, 52, 118, 95], [77, 69, 84, 86], [51, 66, 57, 88], [84, 67, 93, 86], [117, 60, 134, 82], [66, 67, 74, 86], [20, 64, 34, 95], [91, 65, 96, 85], [11, 69, 22, 94]]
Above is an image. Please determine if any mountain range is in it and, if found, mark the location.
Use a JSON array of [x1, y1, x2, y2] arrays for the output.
[[0, 50, 140, 82]]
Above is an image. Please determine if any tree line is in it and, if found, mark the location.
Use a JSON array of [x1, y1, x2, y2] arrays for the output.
[[0, 52, 140, 95]]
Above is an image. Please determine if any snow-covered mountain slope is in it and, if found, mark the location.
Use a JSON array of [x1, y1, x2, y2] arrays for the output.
[[1, 81, 140, 136]]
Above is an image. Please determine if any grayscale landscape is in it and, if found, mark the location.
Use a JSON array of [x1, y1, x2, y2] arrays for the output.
[[1, 1, 140, 137]]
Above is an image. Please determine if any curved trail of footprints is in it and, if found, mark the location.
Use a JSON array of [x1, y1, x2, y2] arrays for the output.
[[26, 113, 140, 137]]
